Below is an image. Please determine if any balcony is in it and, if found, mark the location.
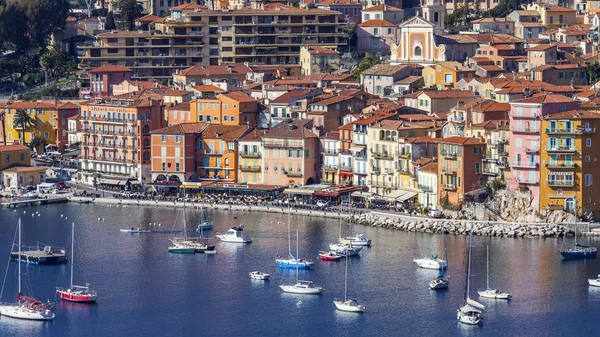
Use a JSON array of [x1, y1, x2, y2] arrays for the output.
[[482, 169, 498, 176], [441, 151, 458, 159], [441, 184, 457, 190], [498, 138, 509, 144], [240, 165, 261, 172], [322, 149, 338, 156], [321, 164, 338, 171], [547, 180, 574, 187], [339, 164, 352, 171], [511, 161, 538, 168], [352, 152, 367, 160], [546, 127, 597, 135], [546, 146, 577, 153], [512, 127, 539, 133], [283, 169, 303, 177], [240, 151, 261, 158], [202, 150, 223, 156], [524, 146, 539, 153], [372, 166, 381, 174], [399, 152, 411, 159], [544, 162, 576, 169], [321, 179, 335, 185], [517, 177, 539, 184], [372, 151, 394, 160], [441, 168, 457, 175], [484, 153, 499, 161], [263, 140, 303, 148], [497, 161, 509, 168]]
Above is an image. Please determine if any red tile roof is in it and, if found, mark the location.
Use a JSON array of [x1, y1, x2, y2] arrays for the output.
[[179, 64, 251, 76], [439, 136, 485, 145], [363, 4, 403, 11], [420, 90, 474, 99], [0, 144, 30, 152], [220, 91, 256, 103], [513, 93, 574, 104], [358, 20, 396, 27], [271, 89, 313, 104], [192, 85, 226, 92], [90, 65, 132, 73]]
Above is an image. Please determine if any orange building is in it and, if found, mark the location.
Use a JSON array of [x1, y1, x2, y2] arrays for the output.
[[150, 122, 209, 183], [197, 124, 251, 181], [437, 137, 486, 206], [190, 92, 259, 126]]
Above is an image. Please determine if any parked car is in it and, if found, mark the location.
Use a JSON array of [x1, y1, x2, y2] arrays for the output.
[[316, 200, 329, 208], [428, 210, 443, 218], [56, 182, 68, 190]]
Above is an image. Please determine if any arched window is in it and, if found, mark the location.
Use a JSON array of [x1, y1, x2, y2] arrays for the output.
[[143, 151, 150, 161], [143, 138, 150, 147], [434, 12, 439, 23], [142, 125, 150, 134], [414, 46, 422, 57]]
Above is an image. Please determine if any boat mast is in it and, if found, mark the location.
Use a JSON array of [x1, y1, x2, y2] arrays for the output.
[[486, 244, 489, 291], [344, 247, 349, 300], [18, 218, 21, 304], [183, 204, 187, 240], [71, 222, 75, 289], [466, 223, 473, 302], [296, 229, 299, 284], [288, 205, 291, 257]]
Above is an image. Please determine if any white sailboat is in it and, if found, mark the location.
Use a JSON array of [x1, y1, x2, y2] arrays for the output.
[[168, 209, 196, 253], [333, 250, 365, 312], [280, 230, 323, 295], [0, 218, 55, 321], [330, 213, 362, 256], [339, 197, 371, 246], [457, 224, 484, 325], [478, 245, 512, 300], [196, 199, 213, 231], [589, 274, 600, 287], [276, 206, 314, 269], [56, 222, 98, 303], [429, 233, 449, 290]]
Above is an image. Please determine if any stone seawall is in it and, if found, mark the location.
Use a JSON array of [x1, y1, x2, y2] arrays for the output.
[[69, 197, 597, 238]]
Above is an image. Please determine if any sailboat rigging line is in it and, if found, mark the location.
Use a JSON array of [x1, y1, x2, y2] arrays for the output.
[[0, 224, 19, 300]]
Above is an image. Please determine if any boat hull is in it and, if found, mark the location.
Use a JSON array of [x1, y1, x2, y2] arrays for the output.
[[168, 247, 196, 253], [249, 272, 270, 280], [560, 250, 597, 258], [120, 229, 151, 233], [429, 279, 449, 290], [279, 285, 323, 295], [319, 254, 342, 261], [413, 258, 447, 270], [333, 300, 365, 312], [457, 311, 483, 325], [216, 236, 252, 243], [0, 305, 55, 321], [589, 279, 600, 287], [276, 259, 314, 269], [478, 290, 511, 299], [56, 290, 97, 303]]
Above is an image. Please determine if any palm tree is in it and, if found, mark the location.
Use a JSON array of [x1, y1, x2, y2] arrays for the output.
[[12, 109, 34, 144], [0, 111, 6, 145]]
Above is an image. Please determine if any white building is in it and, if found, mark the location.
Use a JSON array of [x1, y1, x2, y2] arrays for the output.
[[417, 162, 438, 209]]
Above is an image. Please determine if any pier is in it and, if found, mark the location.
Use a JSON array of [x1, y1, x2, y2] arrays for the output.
[[1, 196, 69, 208], [10, 246, 68, 265]]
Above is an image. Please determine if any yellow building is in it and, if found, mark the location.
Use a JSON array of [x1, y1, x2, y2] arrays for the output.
[[526, 3, 576, 29], [197, 124, 251, 181], [0, 144, 31, 170], [540, 111, 600, 218], [300, 46, 340, 76], [422, 61, 476, 90], [3, 102, 57, 145], [191, 92, 259, 127], [0, 144, 46, 189]]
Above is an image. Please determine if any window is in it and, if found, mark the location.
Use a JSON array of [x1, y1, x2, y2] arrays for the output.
[[5, 155, 9, 162], [224, 116, 229, 121], [223, 104, 228, 110], [161, 135, 167, 142], [353, 8, 358, 16], [414, 46, 422, 57], [364, 14, 370, 20], [373, 28, 379, 36], [176, 163, 180, 172], [19, 153, 24, 161], [474, 147, 481, 154], [585, 174, 593, 186], [228, 142, 234, 151], [175, 136, 182, 143], [587, 138, 592, 147], [475, 162, 480, 174], [162, 162, 166, 171], [231, 116, 236, 122], [444, 74, 452, 83]]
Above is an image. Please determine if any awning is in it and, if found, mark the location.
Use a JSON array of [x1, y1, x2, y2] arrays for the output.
[[339, 172, 353, 177], [396, 191, 418, 202], [283, 188, 316, 195], [181, 185, 202, 189], [99, 179, 120, 185], [349, 145, 366, 152], [548, 171, 571, 176], [129, 181, 141, 185], [380, 189, 418, 202], [351, 191, 372, 198]]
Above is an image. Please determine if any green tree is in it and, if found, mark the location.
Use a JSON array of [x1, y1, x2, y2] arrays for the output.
[[40, 42, 75, 86], [118, 0, 142, 31], [29, 135, 46, 152], [105, 11, 116, 30], [0, 110, 6, 145], [20, 0, 71, 48], [12, 109, 34, 142], [586, 63, 600, 84], [0, 3, 30, 53], [352, 56, 379, 79], [488, 0, 516, 18]]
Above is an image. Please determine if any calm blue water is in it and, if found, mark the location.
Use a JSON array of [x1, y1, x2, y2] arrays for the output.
[[0, 203, 599, 336]]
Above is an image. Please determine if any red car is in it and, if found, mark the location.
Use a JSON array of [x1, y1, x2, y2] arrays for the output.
[[56, 182, 68, 190]]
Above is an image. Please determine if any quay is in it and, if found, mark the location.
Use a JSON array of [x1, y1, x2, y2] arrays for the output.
[[10, 246, 68, 265], [1, 196, 69, 208]]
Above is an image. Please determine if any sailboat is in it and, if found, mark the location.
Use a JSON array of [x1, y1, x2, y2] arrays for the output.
[[329, 212, 362, 256], [168, 209, 196, 253], [429, 234, 449, 290], [559, 224, 597, 258], [280, 230, 323, 295], [333, 250, 365, 312], [56, 222, 99, 303], [196, 200, 213, 231], [339, 197, 371, 246], [478, 245, 511, 300], [276, 207, 314, 269], [457, 224, 485, 325], [0, 218, 55, 320]]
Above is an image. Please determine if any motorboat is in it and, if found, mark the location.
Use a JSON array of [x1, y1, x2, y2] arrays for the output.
[[333, 250, 365, 313], [340, 234, 371, 247], [196, 222, 213, 231], [280, 280, 323, 295], [0, 218, 55, 320], [413, 255, 447, 270], [478, 245, 512, 300], [559, 225, 597, 258], [429, 234, 449, 290], [57, 222, 98, 303], [204, 250, 216, 255], [250, 271, 271, 280], [216, 226, 252, 243], [457, 224, 484, 325], [120, 228, 151, 233], [319, 251, 342, 261], [329, 243, 362, 256], [589, 274, 600, 287]]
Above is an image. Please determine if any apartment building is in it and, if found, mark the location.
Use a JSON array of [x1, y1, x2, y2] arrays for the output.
[[362, 4, 404, 25], [308, 95, 364, 133], [338, 123, 353, 186], [508, 94, 581, 210], [77, 97, 165, 184], [471, 17, 514, 34], [80, 4, 346, 80], [56, 103, 80, 151], [191, 92, 259, 126], [437, 137, 486, 206], [172, 65, 252, 90], [2, 102, 57, 145], [357, 20, 398, 53], [261, 119, 319, 186], [320, 131, 340, 185], [150, 122, 209, 183], [422, 61, 476, 90], [417, 162, 438, 209], [540, 111, 600, 217], [197, 124, 250, 181], [67, 115, 82, 146], [300, 46, 340, 76], [80, 65, 133, 99], [238, 129, 266, 184], [525, 3, 576, 29]]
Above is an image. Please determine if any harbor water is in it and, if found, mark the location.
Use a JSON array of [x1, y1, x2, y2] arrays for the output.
[[0, 203, 600, 336]]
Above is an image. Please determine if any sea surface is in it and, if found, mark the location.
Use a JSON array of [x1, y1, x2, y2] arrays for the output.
[[0, 203, 599, 336]]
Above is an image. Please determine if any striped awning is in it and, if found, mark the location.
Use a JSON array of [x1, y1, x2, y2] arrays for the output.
[[548, 171, 572, 176]]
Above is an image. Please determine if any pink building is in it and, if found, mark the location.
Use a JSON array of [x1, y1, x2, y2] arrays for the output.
[[81, 65, 132, 99], [508, 94, 580, 209], [261, 119, 320, 186]]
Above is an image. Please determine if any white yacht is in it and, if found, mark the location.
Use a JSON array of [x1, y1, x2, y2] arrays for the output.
[[340, 234, 371, 247], [333, 250, 365, 313], [280, 280, 323, 295], [250, 271, 270, 280], [329, 243, 361, 256], [589, 275, 600, 287], [478, 245, 512, 300], [216, 226, 252, 243], [413, 256, 447, 270], [457, 224, 484, 325]]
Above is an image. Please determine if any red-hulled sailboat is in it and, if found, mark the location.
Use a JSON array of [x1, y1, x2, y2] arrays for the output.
[[319, 251, 342, 261], [56, 222, 98, 303]]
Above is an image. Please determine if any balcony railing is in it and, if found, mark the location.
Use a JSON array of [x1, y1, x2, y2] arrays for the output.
[[372, 151, 394, 160], [399, 152, 411, 159], [482, 169, 498, 175], [372, 166, 381, 174], [440, 152, 458, 158], [441, 168, 457, 174], [546, 146, 577, 153], [441, 184, 457, 190], [322, 149, 338, 155], [352, 152, 367, 160], [545, 162, 576, 168], [202, 150, 223, 156], [547, 180, 574, 187], [263, 141, 303, 148], [240, 152, 261, 158], [497, 161, 509, 168], [517, 177, 539, 184], [321, 164, 338, 171], [240, 165, 261, 172], [546, 127, 597, 135], [339, 164, 352, 171], [283, 169, 303, 177], [511, 161, 538, 168], [512, 127, 539, 133], [524, 146, 539, 153]]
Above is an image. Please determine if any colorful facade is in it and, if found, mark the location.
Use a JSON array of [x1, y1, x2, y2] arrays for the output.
[[3, 102, 57, 145]]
